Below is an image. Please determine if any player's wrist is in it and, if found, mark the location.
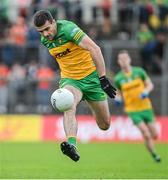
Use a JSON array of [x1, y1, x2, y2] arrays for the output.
[[114, 96, 123, 106], [140, 90, 149, 99], [99, 76, 116, 98], [99, 75, 106, 80], [143, 89, 150, 95]]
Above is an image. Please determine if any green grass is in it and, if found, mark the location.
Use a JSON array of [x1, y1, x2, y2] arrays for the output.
[[0, 142, 167, 179]]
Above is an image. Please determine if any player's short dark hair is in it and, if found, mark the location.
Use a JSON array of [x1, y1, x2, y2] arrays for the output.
[[33, 10, 54, 27]]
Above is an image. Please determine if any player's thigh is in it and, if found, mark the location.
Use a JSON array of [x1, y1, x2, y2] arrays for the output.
[[136, 121, 151, 139], [143, 110, 158, 139], [128, 111, 144, 125], [63, 85, 83, 107], [146, 122, 158, 140], [87, 99, 110, 124]]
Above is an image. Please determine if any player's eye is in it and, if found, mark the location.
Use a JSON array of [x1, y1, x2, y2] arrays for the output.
[[38, 27, 50, 34], [45, 27, 50, 31]]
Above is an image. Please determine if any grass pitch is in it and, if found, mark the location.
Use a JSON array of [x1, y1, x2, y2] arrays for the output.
[[0, 142, 167, 179]]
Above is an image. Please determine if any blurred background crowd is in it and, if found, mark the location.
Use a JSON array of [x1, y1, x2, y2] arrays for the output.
[[0, 0, 168, 115]]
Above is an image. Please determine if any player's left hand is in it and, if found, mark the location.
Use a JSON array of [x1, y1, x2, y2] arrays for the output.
[[140, 90, 149, 99], [114, 96, 123, 106], [99, 76, 116, 98]]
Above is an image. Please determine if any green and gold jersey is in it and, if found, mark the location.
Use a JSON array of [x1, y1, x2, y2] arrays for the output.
[[41, 20, 96, 79], [114, 67, 152, 112]]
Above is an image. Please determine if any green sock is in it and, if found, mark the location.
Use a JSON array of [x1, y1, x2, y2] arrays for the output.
[[151, 152, 157, 158], [68, 137, 77, 146]]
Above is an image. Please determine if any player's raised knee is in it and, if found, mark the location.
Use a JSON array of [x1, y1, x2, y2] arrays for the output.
[[98, 121, 110, 130], [152, 133, 158, 140]]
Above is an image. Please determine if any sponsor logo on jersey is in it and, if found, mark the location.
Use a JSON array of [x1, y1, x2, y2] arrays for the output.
[[55, 48, 71, 58]]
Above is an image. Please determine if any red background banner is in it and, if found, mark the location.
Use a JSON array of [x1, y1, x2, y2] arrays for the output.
[[42, 115, 168, 142]]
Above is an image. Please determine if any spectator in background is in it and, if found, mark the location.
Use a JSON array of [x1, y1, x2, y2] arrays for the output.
[[0, 0, 9, 39], [92, 4, 99, 24], [61, 0, 72, 20], [0, 61, 10, 113], [8, 62, 27, 113], [9, 62, 27, 113], [9, 16, 28, 64], [100, 0, 112, 38], [36, 63, 55, 113], [87, 25, 99, 41], [1, 28, 15, 67], [118, 0, 133, 33], [30, 0, 42, 14], [47, 0, 59, 20], [138, 0, 154, 24], [26, 60, 38, 111], [26, 23, 40, 61], [153, 30, 167, 74], [27, 23, 40, 43], [158, 1, 168, 23], [163, 14, 168, 31], [148, 13, 161, 33], [137, 23, 156, 73], [9, 16, 27, 45], [73, 0, 83, 27], [90, 0, 112, 40]]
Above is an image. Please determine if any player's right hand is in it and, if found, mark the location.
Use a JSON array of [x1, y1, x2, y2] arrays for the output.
[[99, 76, 116, 98]]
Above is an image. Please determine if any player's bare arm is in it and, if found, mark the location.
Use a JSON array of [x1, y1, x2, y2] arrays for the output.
[[144, 77, 154, 94], [78, 35, 116, 98], [78, 35, 106, 77]]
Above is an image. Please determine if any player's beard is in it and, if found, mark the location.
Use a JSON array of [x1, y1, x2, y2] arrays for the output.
[[46, 34, 54, 40]]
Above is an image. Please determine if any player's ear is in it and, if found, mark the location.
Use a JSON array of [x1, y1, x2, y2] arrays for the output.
[[52, 19, 56, 24]]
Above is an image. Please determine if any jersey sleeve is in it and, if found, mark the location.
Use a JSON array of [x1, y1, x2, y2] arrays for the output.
[[138, 67, 148, 81], [114, 75, 121, 90], [64, 21, 86, 44]]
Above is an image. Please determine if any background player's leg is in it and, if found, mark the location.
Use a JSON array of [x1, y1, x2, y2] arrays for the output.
[[137, 122, 155, 153], [87, 100, 111, 130], [136, 122, 161, 162], [146, 122, 159, 140]]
